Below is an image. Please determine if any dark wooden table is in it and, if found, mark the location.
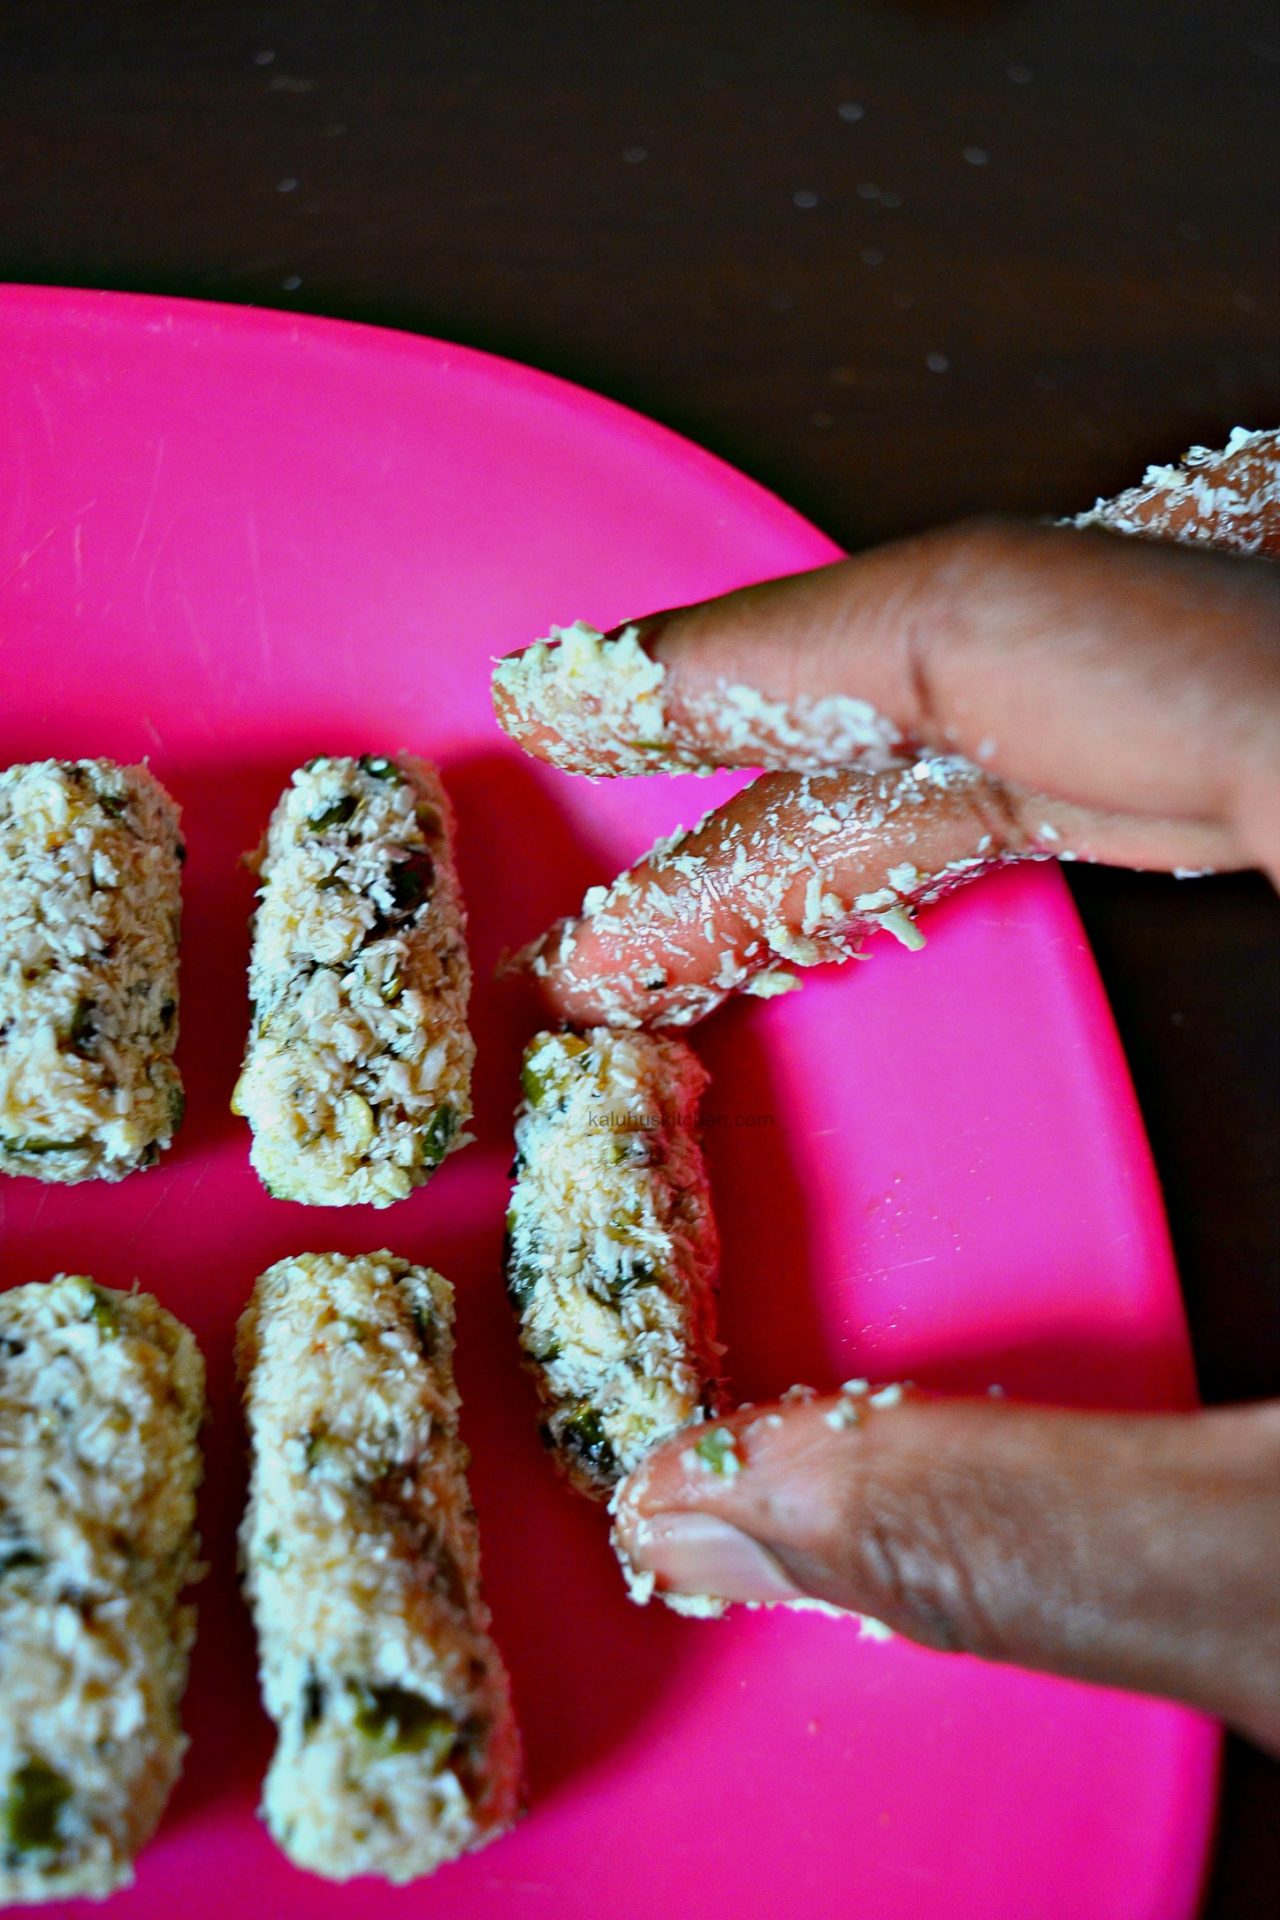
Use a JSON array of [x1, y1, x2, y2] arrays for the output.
[[2, 2, 1276, 1908]]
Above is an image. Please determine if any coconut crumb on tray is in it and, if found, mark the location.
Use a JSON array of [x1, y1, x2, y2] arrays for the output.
[[505, 1028, 722, 1497], [232, 755, 473, 1206], [0, 759, 185, 1184], [236, 1252, 522, 1884], [0, 1276, 206, 1903]]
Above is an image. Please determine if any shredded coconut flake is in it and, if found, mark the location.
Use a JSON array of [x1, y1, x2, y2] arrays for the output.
[[1068, 426, 1280, 556]]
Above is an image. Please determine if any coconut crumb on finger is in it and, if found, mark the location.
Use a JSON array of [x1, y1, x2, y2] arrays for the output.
[[516, 758, 1026, 1029], [0, 759, 185, 1184], [0, 1275, 206, 1903], [1068, 425, 1280, 557], [494, 431, 1279, 786], [609, 1383, 908, 1631], [233, 755, 473, 1206], [502, 430, 1280, 1030], [492, 622, 672, 775], [492, 620, 908, 777]]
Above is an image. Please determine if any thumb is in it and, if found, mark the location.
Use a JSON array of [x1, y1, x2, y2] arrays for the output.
[[610, 1389, 1280, 1755]]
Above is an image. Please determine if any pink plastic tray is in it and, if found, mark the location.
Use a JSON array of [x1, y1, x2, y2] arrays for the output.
[[0, 286, 1217, 1919]]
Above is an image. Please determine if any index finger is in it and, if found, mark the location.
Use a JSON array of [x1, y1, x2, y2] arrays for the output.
[[492, 430, 1280, 815]]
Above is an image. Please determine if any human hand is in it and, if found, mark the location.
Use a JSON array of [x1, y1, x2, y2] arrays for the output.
[[494, 430, 1280, 1029], [493, 430, 1280, 1751], [612, 1389, 1280, 1755]]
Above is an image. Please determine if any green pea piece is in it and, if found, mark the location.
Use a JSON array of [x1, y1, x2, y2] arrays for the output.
[[349, 1684, 457, 1764], [506, 1259, 538, 1313], [303, 1428, 343, 1473], [261, 1532, 291, 1571], [694, 1425, 739, 1475], [308, 794, 359, 832], [4, 1761, 70, 1857], [561, 1403, 618, 1478], [521, 1034, 590, 1107], [519, 1059, 549, 1107], [0, 1136, 88, 1156], [409, 1300, 437, 1359], [357, 754, 400, 781], [87, 1287, 120, 1337], [419, 1104, 457, 1170]]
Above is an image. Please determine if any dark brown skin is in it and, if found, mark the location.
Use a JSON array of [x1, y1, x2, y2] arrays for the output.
[[507, 519, 1280, 1026], [498, 435, 1280, 1751], [613, 1395, 1280, 1756]]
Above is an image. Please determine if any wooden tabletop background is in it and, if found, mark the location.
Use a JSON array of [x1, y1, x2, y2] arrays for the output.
[[1, 1, 1276, 1908]]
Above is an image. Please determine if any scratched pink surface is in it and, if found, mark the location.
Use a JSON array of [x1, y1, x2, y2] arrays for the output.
[[0, 286, 1217, 1920]]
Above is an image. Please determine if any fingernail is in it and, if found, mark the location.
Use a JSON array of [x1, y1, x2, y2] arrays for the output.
[[604, 614, 665, 650], [627, 1511, 807, 1605]]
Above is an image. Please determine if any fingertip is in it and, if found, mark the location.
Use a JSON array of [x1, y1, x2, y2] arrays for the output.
[[491, 671, 569, 768], [489, 619, 675, 776], [491, 632, 583, 767], [612, 1387, 929, 1611], [506, 917, 619, 1029]]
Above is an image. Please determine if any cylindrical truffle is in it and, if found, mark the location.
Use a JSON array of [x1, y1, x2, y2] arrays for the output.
[[506, 1028, 721, 1497], [232, 755, 473, 1206], [236, 1252, 522, 1884], [0, 759, 185, 1183], [0, 1275, 206, 1903]]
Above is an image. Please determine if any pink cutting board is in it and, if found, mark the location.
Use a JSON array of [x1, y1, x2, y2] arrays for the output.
[[0, 286, 1217, 1920]]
